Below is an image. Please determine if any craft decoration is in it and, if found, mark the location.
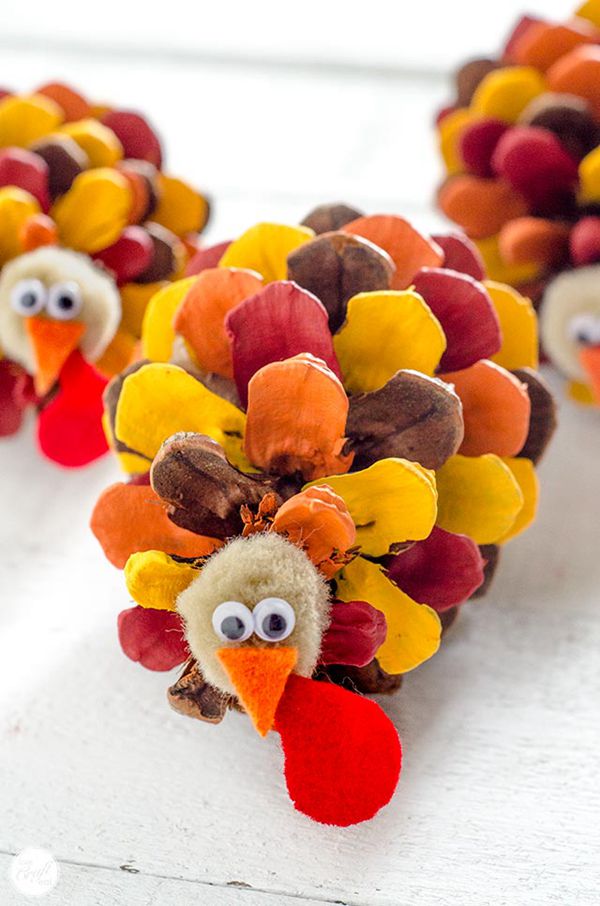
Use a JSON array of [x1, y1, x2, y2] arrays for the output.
[[436, 1, 600, 404], [91, 205, 556, 825], [0, 82, 210, 464]]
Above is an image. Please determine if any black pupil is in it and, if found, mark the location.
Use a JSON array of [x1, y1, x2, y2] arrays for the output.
[[56, 294, 74, 310], [221, 615, 246, 640], [21, 292, 38, 308], [576, 330, 595, 346], [262, 613, 286, 639]]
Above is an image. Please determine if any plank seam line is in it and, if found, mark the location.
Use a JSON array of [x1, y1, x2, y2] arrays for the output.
[[0, 849, 370, 906], [0, 34, 446, 83]]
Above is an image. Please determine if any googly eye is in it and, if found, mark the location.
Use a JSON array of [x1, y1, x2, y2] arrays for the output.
[[10, 279, 47, 316], [212, 601, 254, 643], [253, 597, 296, 642], [567, 313, 600, 347], [47, 282, 83, 321]]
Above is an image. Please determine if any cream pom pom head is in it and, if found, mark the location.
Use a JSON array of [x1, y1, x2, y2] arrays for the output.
[[0, 246, 120, 390], [177, 532, 331, 699], [541, 265, 600, 384]]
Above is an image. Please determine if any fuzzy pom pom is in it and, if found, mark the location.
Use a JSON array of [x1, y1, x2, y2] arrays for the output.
[[541, 264, 600, 381], [178, 533, 330, 696], [0, 246, 121, 374]]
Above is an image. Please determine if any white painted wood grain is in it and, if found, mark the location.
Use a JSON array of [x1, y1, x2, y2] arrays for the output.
[[1, 373, 599, 906], [0, 49, 449, 240], [0, 0, 573, 71], [1, 855, 329, 906], [0, 27, 599, 905]]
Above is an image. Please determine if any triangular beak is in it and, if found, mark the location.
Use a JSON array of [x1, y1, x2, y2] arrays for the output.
[[217, 646, 297, 737], [25, 317, 85, 396], [579, 346, 600, 404]]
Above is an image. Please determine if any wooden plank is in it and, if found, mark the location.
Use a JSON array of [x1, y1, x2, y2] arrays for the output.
[[0, 370, 598, 906]]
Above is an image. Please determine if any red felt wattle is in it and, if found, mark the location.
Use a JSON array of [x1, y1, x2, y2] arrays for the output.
[[118, 606, 189, 671], [459, 118, 510, 178], [491, 126, 579, 212], [36, 350, 109, 467], [275, 674, 401, 826], [184, 240, 231, 276], [412, 267, 501, 371], [0, 359, 30, 436], [319, 600, 387, 667], [431, 232, 486, 281], [386, 526, 485, 612], [569, 216, 600, 266], [0, 147, 50, 211], [93, 226, 154, 284], [101, 110, 163, 168], [225, 280, 342, 407]]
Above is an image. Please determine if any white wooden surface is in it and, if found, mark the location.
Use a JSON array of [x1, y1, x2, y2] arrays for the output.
[[1, 4, 600, 903]]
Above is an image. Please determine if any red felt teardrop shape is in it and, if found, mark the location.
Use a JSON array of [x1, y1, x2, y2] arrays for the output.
[[412, 267, 501, 371], [319, 600, 387, 667], [386, 526, 485, 612], [225, 280, 342, 407], [275, 674, 401, 826], [431, 232, 486, 281], [101, 110, 162, 168], [93, 226, 154, 284], [36, 351, 109, 467], [118, 606, 189, 671]]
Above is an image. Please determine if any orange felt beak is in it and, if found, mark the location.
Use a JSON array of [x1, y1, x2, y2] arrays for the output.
[[217, 646, 297, 737], [25, 316, 85, 395], [579, 346, 600, 403]]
